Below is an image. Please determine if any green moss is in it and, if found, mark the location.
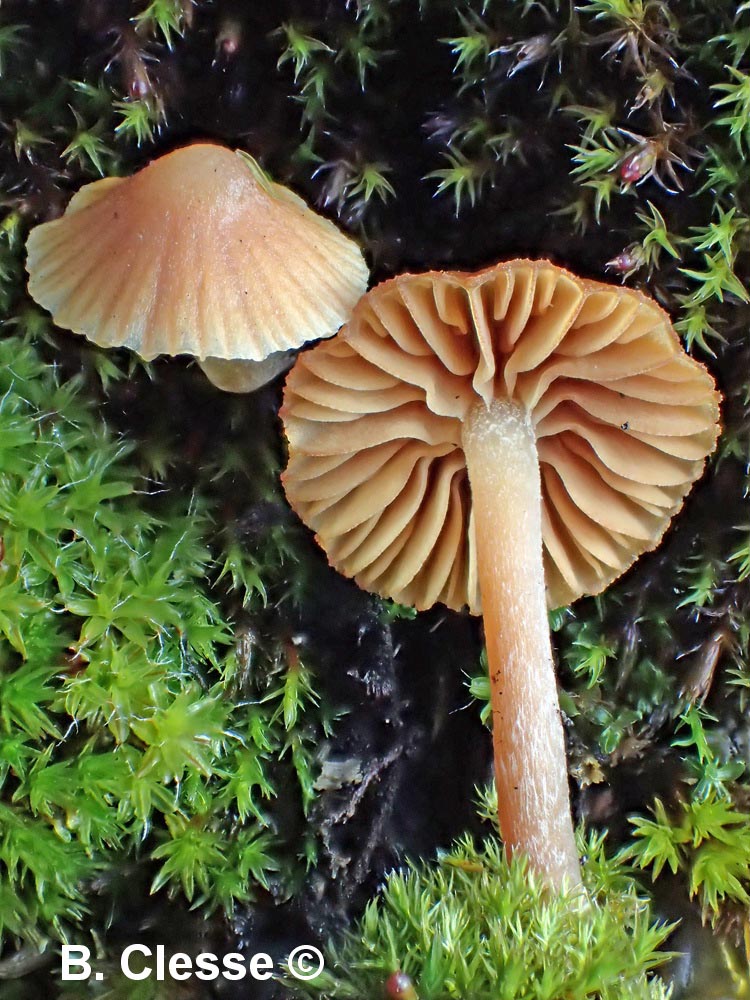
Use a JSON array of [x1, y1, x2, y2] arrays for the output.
[[0, 333, 329, 951], [624, 795, 750, 921], [284, 830, 673, 999]]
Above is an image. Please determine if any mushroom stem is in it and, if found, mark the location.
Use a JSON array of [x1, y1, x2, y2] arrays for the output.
[[462, 398, 581, 890]]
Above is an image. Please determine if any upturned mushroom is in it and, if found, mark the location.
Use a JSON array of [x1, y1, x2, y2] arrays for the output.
[[25, 142, 368, 392], [280, 259, 721, 889]]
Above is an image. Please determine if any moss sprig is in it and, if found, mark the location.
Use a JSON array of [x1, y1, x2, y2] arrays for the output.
[[0, 332, 331, 952], [283, 830, 674, 999]]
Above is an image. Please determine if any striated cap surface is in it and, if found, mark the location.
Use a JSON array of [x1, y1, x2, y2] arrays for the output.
[[282, 259, 721, 612], [26, 143, 369, 362]]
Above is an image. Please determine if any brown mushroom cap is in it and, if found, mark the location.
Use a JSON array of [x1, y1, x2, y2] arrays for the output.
[[282, 259, 720, 613], [26, 143, 368, 363]]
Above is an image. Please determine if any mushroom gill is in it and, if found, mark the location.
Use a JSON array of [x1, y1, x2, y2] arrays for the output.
[[283, 260, 719, 613]]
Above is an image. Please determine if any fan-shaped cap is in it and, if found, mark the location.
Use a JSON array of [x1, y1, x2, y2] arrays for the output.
[[26, 143, 369, 362], [282, 259, 720, 613]]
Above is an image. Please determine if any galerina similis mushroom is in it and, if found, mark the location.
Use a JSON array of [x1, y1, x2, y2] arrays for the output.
[[25, 142, 368, 392], [280, 259, 721, 889]]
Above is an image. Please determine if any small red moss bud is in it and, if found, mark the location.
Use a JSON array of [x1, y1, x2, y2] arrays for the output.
[[216, 18, 243, 59], [605, 245, 645, 276], [385, 971, 418, 1000], [129, 75, 151, 100], [619, 144, 657, 184]]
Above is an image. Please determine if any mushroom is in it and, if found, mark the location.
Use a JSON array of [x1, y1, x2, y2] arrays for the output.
[[25, 143, 368, 392], [280, 259, 721, 889]]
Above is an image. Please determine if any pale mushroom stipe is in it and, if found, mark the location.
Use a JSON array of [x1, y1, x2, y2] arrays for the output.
[[281, 258, 721, 889], [25, 142, 369, 392]]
